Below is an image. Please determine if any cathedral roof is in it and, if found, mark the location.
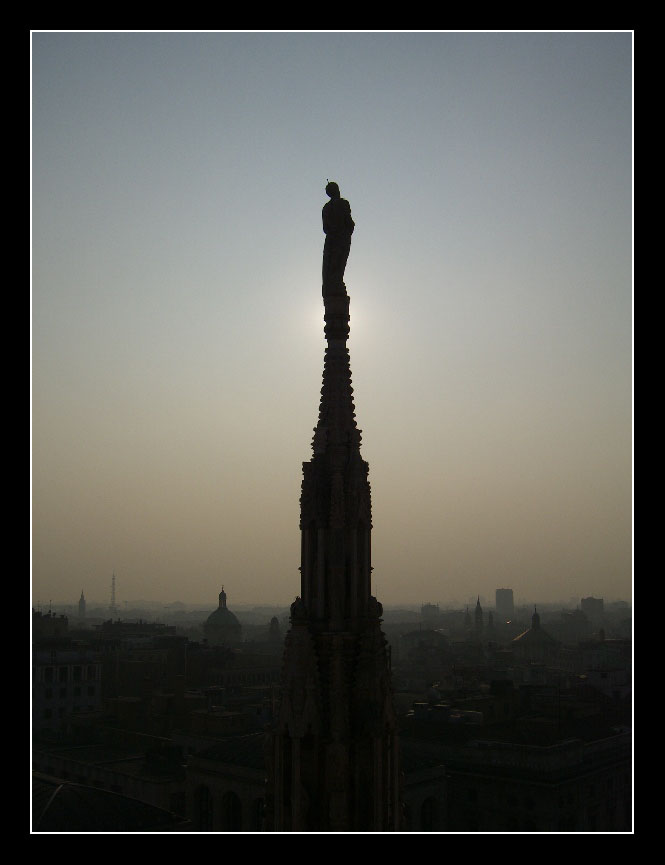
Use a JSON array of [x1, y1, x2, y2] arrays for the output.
[[512, 626, 557, 644], [512, 612, 557, 645], [513, 607, 556, 644]]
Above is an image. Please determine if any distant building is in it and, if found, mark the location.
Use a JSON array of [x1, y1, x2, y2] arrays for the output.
[[99, 619, 176, 640], [421, 603, 440, 624], [268, 616, 281, 645], [32, 648, 102, 735], [550, 609, 592, 645], [204, 587, 242, 647], [33, 609, 69, 639], [581, 597, 604, 627], [78, 591, 86, 619], [474, 597, 484, 638], [495, 589, 514, 622], [511, 607, 559, 666]]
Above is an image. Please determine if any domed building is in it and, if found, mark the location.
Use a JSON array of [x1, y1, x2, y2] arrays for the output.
[[204, 587, 242, 647]]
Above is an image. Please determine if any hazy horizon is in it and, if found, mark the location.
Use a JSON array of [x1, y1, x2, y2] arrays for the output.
[[32, 32, 632, 609], [36, 595, 632, 612]]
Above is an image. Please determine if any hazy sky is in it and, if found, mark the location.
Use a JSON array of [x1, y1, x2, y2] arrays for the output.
[[32, 32, 632, 610]]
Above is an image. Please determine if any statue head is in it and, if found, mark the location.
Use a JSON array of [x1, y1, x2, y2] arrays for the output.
[[325, 181, 340, 199]]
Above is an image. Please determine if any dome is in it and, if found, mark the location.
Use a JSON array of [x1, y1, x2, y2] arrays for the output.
[[206, 605, 241, 628], [204, 586, 242, 646]]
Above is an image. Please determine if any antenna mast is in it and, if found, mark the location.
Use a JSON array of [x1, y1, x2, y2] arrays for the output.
[[110, 573, 117, 616]]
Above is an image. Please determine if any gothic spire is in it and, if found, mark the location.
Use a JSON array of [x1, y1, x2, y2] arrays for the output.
[[268, 185, 400, 831]]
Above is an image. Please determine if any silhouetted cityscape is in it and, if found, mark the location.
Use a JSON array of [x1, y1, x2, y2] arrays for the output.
[[32, 32, 632, 833], [32, 589, 631, 831], [32, 181, 632, 832]]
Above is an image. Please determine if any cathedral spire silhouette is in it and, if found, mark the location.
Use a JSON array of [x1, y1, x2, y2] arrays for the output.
[[266, 185, 400, 831]]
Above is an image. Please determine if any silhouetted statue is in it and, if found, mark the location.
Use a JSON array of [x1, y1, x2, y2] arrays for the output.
[[322, 181, 354, 297]]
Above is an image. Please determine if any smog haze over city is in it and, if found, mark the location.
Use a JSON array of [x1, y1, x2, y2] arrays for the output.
[[32, 32, 632, 611]]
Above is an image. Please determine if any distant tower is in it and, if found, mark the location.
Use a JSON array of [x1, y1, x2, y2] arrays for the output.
[[268, 616, 281, 644], [474, 596, 484, 637], [495, 588, 514, 622], [110, 573, 117, 616], [267, 185, 400, 831], [532, 605, 540, 629], [78, 590, 86, 619]]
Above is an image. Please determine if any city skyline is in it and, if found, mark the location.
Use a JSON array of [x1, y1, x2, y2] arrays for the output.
[[34, 587, 628, 612], [32, 32, 632, 608]]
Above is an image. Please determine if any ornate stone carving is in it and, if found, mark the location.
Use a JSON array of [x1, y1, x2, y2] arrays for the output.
[[290, 596, 308, 623]]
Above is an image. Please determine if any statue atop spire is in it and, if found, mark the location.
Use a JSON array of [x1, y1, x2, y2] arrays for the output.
[[322, 181, 355, 297], [267, 186, 400, 830]]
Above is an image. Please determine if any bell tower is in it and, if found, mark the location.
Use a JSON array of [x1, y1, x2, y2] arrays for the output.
[[266, 185, 400, 831]]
